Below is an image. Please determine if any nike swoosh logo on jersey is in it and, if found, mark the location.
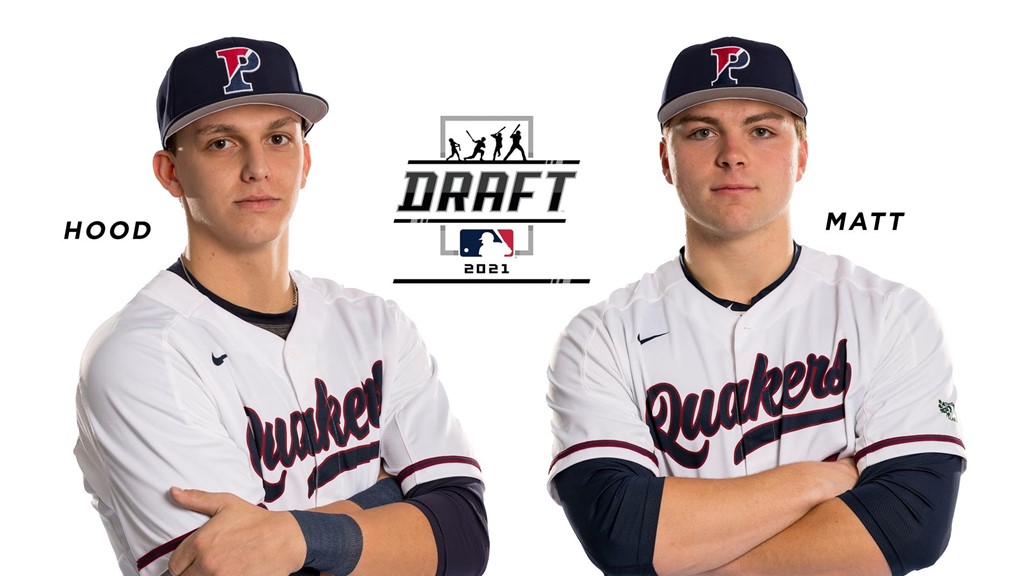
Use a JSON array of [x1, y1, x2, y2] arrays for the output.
[[212, 353, 228, 366], [637, 332, 669, 345]]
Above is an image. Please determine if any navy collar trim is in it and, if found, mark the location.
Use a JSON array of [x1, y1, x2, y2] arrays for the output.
[[678, 242, 801, 312], [168, 260, 298, 326]]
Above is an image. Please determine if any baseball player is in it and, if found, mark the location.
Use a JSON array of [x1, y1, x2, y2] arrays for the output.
[[465, 133, 487, 161], [74, 38, 487, 576], [547, 37, 965, 576], [491, 128, 504, 161], [502, 128, 525, 161]]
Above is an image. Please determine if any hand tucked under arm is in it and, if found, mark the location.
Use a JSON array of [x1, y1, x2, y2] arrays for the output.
[[652, 458, 859, 576]]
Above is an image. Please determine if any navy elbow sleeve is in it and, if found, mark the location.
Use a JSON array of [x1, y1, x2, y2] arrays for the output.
[[406, 477, 489, 576], [349, 476, 404, 509], [839, 453, 964, 576], [553, 458, 664, 576]]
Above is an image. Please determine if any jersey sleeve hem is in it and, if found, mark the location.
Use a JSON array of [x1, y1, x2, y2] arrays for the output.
[[547, 440, 659, 502], [396, 456, 482, 492], [854, 434, 966, 470]]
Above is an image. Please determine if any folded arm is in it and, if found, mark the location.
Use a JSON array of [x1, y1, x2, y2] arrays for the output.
[[168, 476, 488, 576], [554, 457, 857, 576], [556, 453, 961, 576], [653, 459, 860, 576]]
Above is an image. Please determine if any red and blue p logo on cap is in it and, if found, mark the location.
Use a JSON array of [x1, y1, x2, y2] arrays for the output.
[[216, 47, 261, 94], [710, 46, 750, 87]]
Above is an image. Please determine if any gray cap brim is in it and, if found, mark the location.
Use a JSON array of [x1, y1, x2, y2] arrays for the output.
[[658, 87, 807, 125], [163, 92, 328, 145]]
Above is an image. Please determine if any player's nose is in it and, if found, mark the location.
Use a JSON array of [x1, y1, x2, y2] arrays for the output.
[[716, 132, 747, 169], [241, 145, 271, 182]]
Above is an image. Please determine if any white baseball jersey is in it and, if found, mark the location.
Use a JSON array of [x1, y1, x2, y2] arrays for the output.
[[75, 270, 482, 576], [547, 245, 965, 500]]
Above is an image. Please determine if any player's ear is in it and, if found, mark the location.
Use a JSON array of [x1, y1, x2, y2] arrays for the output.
[[660, 136, 673, 185], [795, 138, 808, 182], [301, 140, 311, 188], [153, 150, 185, 199]]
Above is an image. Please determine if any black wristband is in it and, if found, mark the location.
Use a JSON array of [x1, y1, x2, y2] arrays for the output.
[[289, 511, 362, 575]]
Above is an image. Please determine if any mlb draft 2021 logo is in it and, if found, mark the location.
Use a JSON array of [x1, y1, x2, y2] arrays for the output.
[[393, 116, 589, 284]]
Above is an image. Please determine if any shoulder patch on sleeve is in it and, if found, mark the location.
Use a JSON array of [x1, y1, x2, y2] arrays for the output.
[[937, 400, 958, 422]]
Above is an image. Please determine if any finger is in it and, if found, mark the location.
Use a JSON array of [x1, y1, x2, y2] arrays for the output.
[[170, 486, 224, 516], [167, 530, 197, 576]]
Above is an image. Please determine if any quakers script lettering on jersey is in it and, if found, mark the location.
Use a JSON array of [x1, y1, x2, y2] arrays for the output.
[[647, 339, 850, 469], [547, 246, 965, 500], [246, 360, 383, 501]]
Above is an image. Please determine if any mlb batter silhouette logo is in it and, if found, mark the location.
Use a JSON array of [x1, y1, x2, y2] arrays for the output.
[[710, 46, 749, 86], [216, 47, 261, 94], [459, 229, 513, 258]]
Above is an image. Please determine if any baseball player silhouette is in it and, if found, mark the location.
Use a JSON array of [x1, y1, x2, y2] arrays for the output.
[[74, 37, 488, 576], [464, 131, 486, 161], [446, 137, 462, 161], [491, 127, 505, 160], [547, 37, 964, 576], [503, 126, 525, 161]]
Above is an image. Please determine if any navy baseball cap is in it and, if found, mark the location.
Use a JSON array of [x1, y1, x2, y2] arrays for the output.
[[658, 37, 805, 125], [157, 37, 328, 146]]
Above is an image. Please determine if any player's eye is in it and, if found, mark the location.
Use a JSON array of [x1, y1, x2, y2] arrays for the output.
[[208, 139, 234, 150], [689, 128, 714, 140], [752, 127, 774, 138], [269, 134, 291, 146]]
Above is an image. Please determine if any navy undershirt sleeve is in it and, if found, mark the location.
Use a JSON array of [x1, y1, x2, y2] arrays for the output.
[[406, 477, 489, 576], [556, 454, 963, 576], [350, 477, 404, 509], [839, 453, 964, 576], [552, 458, 664, 576], [289, 477, 486, 575]]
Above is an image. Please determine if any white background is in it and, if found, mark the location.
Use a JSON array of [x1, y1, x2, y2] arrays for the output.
[[2, 1, 1017, 573]]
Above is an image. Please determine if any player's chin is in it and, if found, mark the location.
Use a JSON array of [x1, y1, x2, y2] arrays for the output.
[[227, 223, 291, 248], [691, 213, 762, 238], [715, 208, 788, 235]]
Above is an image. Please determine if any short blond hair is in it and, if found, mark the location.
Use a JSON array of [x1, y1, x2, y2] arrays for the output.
[[793, 115, 807, 141]]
